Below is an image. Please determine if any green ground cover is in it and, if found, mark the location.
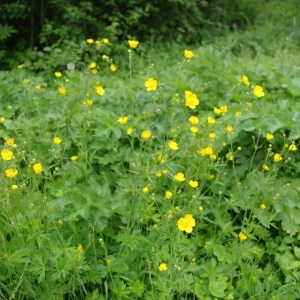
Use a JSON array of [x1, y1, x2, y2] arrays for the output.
[[1, 1, 300, 299]]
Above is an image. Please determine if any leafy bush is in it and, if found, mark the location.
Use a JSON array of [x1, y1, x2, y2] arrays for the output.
[[0, 28, 300, 299]]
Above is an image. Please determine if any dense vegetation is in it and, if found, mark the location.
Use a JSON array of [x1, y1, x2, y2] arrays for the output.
[[1, 0, 300, 299]]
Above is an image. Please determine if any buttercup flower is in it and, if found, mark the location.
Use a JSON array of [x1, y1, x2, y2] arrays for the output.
[[70, 156, 78, 161], [53, 136, 62, 145], [158, 263, 167, 272], [199, 146, 214, 156], [1, 149, 13, 160], [23, 79, 29, 84], [253, 85, 265, 98], [128, 40, 139, 49], [89, 62, 97, 69], [260, 203, 266, 210], [189, 180, 198, 188], [86, 38, 94, 44], [141, 130, 152, 139], [33, 163, 43, 174], [54, 72, 62, 77], [95, 85, 105, 95], [177, 214, 196, 233], [5, 138, 15, 147], [266, 133, 274, 141], [117, 116, 128, 125], [184, 50, 194, 59], [0, 117, 5, 124], [190, 126, 198, 133], [239, 231, 247, 241], [174, 172, 185, 182], [127, 127, 134, 135], [142, 187, 149, 193], [82, 99, 93, 106], [11, 184, 18, 190], [289, 144, 297, 151], [165, 191, 173, 199], [35, 85, 41, 91], [144, 77, 158, 91], [273, 153, 283, 163], [110, 64, 117, 72], [185, 91, 199, 109], [225, 125, 233, 134], [102, 38, 109, 44], [188, 116, 199, 125], [242, 75, 250, 86], [5, 168, 18, 179], [77, 244, 83, 253], [263, 164, 270, 171], [168, 141, 179, 151], [209, 132, 216, 139], [207, 116, 216, 124], [58, 86, 66, 95]]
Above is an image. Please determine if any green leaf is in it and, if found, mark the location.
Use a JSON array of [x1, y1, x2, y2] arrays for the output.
[[209, 277, 228, 298]]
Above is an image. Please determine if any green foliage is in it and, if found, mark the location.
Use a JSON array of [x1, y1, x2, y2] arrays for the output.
[[1, 1, 300, 299]]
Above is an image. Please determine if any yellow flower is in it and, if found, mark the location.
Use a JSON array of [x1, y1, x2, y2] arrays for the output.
[[144, 77, 158, 91], [189, 180, 198, 188], [83, 99, 93, 106], [33, 163, 43, 174], [214, 107, 222, 115], [190, 126, 198, 133], [0, 117, 5, 124], [5, 168, 18, 179], [128, 40, 139, 48], [141, 130, 152, 140], [165, 191, 173, 199], [89, 62, 97, 69], [226, 152, 234, 161], [117, 116, 128, 125], [95, 40, 102, 46], [225, 125, 233, 134], [185, 90, 199, 109], [177, 214, 196, 233], [174, 172, 185, 182], [77, 244, 84, 253], [35, 85, 41, 91], [70, 156, 78, 161], [18, 64, 24, 69], [127, 127, 134, 135], [54, 72, 62, 77], [263, 164, 270, 171], [235, 111, 242, 119], [239, 231, 247, 241], [289, 144, 297, 151], [157, 153, 165, 163], [184, 50, 194, 59], [260, 203, 266, 210], [242, 75, 250, 86], [199, 146, 214, 156], [208, 132, 216, 139], [266, 133, 274, 141], [207, 116, 216, 124], [168, 140, 179, 151], [23, 79, 29, 84], [188, 116, 199, 125], [156, 172, 162, 177], [162, 169, 168, 175], [110, 64, 117, 72], [5, 138, 15, 147], [58, 86, 66, 95], [86, 38, 94, 44], [53, 136, 62, 145], [1, 149, 13, 160], [253, 85, 265, 98], [102, 38, 109, 44], [95, 85, 105, 95], [198, 206, 204, 211], [7, 105, 12, 109], [158, 263, 167, 272], [142, 187, 149, 193], [273, 153, 283, 163], [102, 55, 109, 61], [11, 184, 18, 190]]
